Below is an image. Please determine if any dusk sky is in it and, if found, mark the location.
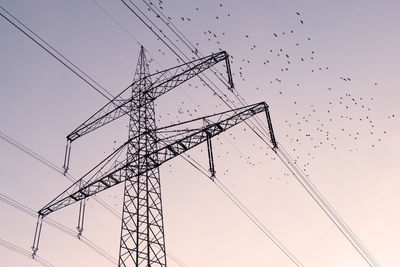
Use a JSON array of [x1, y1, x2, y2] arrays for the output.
[[0, 1, 399, 266]]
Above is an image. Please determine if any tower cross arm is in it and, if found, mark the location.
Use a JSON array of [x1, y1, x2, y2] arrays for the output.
[[38, 102, 276, 217], [66, 51, 232, 143], [155, 101, 277, 162], [39, 139, 132, 216]]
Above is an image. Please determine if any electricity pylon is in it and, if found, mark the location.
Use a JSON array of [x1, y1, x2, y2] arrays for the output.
[[32, 47, 277, 266]]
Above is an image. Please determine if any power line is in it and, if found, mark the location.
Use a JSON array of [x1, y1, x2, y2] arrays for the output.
[[94, 7, 338, 264], [0, 6, 113, 100], [0, 5, 197, 267], [141, 0, 231, 88], [122, 3, 379, 265], [119, 1, 281, 187], [0, 130, 188, 267], [0, 194, 107, 267], [140, 0, 273, 136], [0, 237, 54, 267], [0, 6, 190, 260], [2, 2, 378, 265], [216, 131, 347, 265], [276, 146, 380, 266], [0, 3, 337, 266], [89, 0, 142, 48], [120, 0, 244, 113], [88, 0, 203, 122], [132, 0, 272, 137], [175, 153, 304, 266], [0, 58, 299, 266], [0, 46, 293, 265], [214, 178, 303, 266], [0, 192, 117, 265]]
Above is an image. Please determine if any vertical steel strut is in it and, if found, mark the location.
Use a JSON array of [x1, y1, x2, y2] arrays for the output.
[[63, 140, 72, 174], [76, 199, 86, 239], [206, 132, 216, 180], [264, 104, 278, 151], [31, 215, 43, 258]]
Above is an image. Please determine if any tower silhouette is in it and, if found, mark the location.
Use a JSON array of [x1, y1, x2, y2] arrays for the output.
[[32, 47, 277, 266]]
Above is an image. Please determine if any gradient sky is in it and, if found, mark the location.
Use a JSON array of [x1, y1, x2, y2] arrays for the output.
[[0, 0, 399, 266]]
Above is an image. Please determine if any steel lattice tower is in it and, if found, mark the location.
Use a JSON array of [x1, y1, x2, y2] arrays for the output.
[[119, 47, 166, 266], [32, 47, 277, 267]]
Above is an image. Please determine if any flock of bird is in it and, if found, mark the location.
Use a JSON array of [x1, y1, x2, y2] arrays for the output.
[[1, 3, 397, 267], [104, 1, 397, 184]]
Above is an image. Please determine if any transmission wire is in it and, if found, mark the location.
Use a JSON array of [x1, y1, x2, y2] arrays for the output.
[[0, 5, 188, 267], [90, 8, 325, 261], [2, 2, 352, 265], [2, 2, 378, 266], [0, 130, 188, 267], [0, 6, 113, 100], [0, 237, 54, 267], [123, 2, 379, 265], [175, 153, 303, 266], [279, 143, 378, 263], [138, 0, 272, 136], [275, 146, 379, 266], [0, 193, 116, 265]]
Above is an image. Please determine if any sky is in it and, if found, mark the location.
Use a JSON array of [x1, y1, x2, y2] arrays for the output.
[[0, 0, 399, 266]]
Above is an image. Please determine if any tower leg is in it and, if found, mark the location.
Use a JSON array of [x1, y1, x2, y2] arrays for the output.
[[118, 167, 166, 266]]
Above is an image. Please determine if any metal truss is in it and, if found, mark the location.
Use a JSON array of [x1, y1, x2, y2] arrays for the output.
[[65, 51, 233, 143], [34, 47, 277, 266], [118, 46, 165, 266], [38, 102, 277, 217]]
